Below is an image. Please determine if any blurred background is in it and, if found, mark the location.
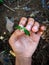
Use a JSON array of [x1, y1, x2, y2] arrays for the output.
[[0, 0, 49, 65]]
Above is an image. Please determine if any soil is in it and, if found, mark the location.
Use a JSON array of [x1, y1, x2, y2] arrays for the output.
[[0, 0, 49, 65]]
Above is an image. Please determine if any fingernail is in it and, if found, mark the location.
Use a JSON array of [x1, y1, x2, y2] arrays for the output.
[[26, 24, 32, 31], [41, 26, 46, 31], [32, 26, 39, 32]]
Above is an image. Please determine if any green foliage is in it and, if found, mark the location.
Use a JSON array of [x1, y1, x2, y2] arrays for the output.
[[0, 0, 3, 3], [15, 25, 30, 36]]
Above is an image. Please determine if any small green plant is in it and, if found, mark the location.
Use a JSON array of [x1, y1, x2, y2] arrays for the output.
[[15, 25, 30, 36]]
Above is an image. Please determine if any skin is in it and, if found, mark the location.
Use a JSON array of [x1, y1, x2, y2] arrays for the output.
[[9, 17, 45, 65]]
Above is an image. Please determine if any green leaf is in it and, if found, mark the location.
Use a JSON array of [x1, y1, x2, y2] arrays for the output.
[[24, 29, 30, 36], [0, 0, 3, 3], [15, 25, 30, 36], [15, 25, 23, 30]]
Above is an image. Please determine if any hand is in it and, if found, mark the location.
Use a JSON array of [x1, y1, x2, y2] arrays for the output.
[[9, 17, 45, 58]]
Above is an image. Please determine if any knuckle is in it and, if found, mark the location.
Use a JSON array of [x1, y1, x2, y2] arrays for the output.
[[21, 17, 27, 20], [35, 22, 39, 26], [28, 18, 34, 22]]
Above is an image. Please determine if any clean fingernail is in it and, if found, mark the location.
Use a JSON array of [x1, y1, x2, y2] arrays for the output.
[[41, 26, 46, 30], [26, 25, 31, 31], [32, 26, 39, 32]]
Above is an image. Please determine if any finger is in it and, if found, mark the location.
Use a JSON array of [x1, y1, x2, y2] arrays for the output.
[[19, 17, 27, 27], [32, 22, 39, 32], [26, 18, 34, 31], [40, 25, 46, 31], [37, 25, 46, 36]]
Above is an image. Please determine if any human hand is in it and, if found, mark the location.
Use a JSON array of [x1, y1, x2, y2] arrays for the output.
[[9, 17, 45, 58]]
